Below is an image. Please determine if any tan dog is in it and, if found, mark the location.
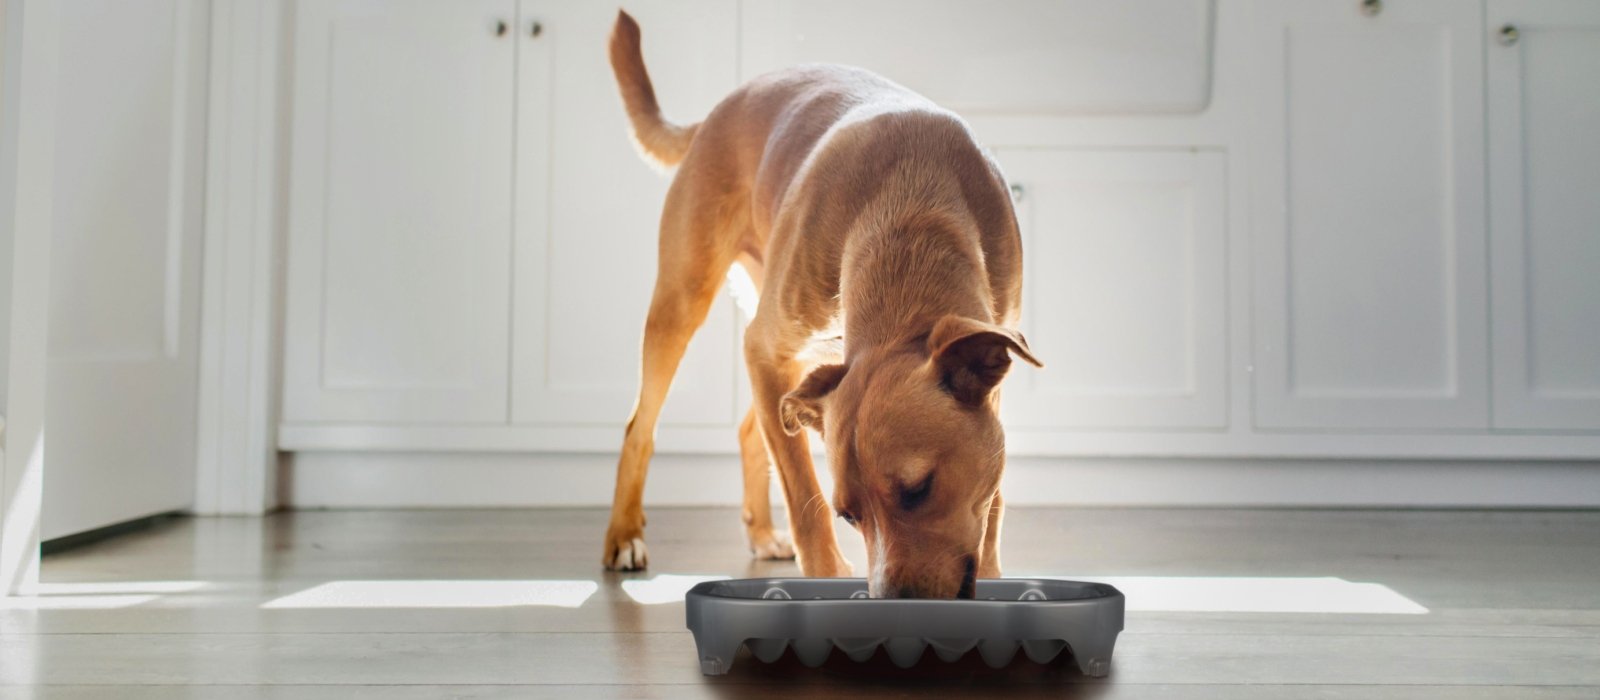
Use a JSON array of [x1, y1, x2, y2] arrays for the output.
[[602, 11, 1040, 599]]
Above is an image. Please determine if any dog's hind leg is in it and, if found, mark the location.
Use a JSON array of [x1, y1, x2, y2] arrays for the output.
[[603, 176, 741, 571], [744, 331, 853, 578], [738, 406, 793, 560], [729, 255, 792, 561]]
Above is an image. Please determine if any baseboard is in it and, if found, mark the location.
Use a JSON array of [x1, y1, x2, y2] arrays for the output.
[[283, 452, 1600, 509]]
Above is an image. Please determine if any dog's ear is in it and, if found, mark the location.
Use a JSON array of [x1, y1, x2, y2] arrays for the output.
[[927, 315, 1042, 405], [779, 363, 847, 435]]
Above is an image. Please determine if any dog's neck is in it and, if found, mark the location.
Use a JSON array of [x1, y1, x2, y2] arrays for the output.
[[839, 214, 993, 358]]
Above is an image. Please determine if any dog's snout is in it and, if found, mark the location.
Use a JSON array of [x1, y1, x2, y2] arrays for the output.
[[876, 555, 981, 599]]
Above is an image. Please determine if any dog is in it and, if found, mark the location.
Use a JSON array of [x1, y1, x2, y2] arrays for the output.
[[601, 10, 1040, 599]]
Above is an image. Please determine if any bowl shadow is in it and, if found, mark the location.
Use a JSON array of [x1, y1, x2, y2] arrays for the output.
[[700, 644, 1115, 698]]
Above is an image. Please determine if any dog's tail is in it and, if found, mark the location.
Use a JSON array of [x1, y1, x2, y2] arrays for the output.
[[609, 10, 699, 170]]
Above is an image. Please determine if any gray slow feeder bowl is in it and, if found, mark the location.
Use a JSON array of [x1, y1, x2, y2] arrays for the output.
[[685, 577, 1124, 676]]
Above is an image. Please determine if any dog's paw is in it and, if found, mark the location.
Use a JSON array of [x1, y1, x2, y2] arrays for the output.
[[603, 526, 649, 571], [748, 532, 795, 561]]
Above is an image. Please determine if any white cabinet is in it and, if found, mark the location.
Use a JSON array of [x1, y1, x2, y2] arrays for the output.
[[276, 0, 1600, 460], [283, 0, 516, 424], [510, 0, 741, 429], [1487, 0, 1600, 431], [1249, 0, 1489, 430], [283, 0, 743, 437], [997, 149, 1228, 430]]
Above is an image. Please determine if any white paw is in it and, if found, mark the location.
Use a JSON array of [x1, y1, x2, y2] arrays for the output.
[[609, 537, 649, 571], [749, 534, 796, 560]]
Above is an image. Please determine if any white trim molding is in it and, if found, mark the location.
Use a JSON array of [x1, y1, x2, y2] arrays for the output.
[[0, 0, 58, 595], [194, 0, 287, 515], [286, 452, 1600, 510], [278, 422, 1600, 461]]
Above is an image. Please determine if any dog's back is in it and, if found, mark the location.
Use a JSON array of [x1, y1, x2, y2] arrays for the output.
[[607, 14, 1019, 324]]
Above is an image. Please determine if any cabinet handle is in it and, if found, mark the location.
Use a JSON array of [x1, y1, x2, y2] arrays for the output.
[[1498, 24, 1520, 46], [1009, 183, 1026, 203], [494, 19, 508, 37], [1360, 0, 1381, 17], [530, 21, 544, 38]]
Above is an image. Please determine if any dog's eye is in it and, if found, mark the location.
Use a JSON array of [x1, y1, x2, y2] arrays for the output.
[[898, 475, 934, 511], [836, 510, 859, 527]]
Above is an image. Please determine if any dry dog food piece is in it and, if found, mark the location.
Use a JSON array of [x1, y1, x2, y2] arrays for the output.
[[685, 577, 1124, 675]]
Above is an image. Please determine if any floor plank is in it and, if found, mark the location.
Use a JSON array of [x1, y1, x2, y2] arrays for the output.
[[4, 630, 1600, 686]]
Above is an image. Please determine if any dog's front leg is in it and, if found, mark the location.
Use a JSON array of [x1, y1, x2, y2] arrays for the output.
[[745, 345, 852, 577]]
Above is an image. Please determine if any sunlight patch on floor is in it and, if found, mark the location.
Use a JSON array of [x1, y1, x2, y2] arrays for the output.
[[0, 580, 210, 610], [35, 581, 208, 595], [260, 580, 599, 609], [1028, 575, 1428, 614], [2, 594, 165, 609], [620, 574, 729, 605]]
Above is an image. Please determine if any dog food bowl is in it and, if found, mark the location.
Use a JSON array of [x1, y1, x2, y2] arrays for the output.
[[685, 577, 1123, 676]]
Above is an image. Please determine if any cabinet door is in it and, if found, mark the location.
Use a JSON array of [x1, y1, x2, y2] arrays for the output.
[[1250, 0, 1488, 430], [997, 150, 1228, 430], [283, 0, 516, 423], [1487, 0, 1600, 431], [511, 0, 741, 430]]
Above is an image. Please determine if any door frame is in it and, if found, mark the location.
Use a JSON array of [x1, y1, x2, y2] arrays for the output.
[[193, 0, 287, 516], [0, 0, 58, 596]]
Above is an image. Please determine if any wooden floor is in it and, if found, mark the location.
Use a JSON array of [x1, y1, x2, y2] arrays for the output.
[[3, 507, 1599, 698]]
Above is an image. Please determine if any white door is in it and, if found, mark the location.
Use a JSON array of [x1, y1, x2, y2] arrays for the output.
[[996, 149, 1228, 432], [43, 0, 208, 539], [283, 0, 516, 424], [1487, 0, 1600, 431], [1250, 0, 1489, 430], [510, 0, 741, 440]]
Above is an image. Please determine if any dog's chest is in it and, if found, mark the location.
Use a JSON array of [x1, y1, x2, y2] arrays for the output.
[[797, 316, 846, 366]]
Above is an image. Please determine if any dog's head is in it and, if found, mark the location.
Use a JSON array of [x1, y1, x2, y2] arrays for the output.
[[780, 314, 1041, 598]]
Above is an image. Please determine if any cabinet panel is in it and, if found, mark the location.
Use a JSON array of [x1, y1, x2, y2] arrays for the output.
[[1488, 0, 1600, 430], [284, 0, 515, 423], [739, 0, 1214, 114], [1251, 0, 1488, 430], [511, 0, 741, 428], [998, 150, 1227, 430]]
